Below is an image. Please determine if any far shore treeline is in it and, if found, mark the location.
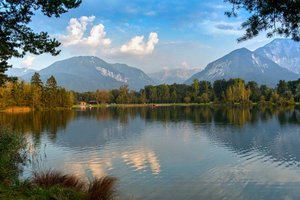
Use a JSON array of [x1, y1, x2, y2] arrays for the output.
[[1, 72, 300, 110], [76, 78, 299, 106]]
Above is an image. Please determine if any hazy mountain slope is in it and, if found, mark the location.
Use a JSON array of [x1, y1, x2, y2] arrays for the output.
[[21, 56, 155, 92], [255, 38, 300, 74], [111, 63, 154, 88], [6, 68, 36, 77], [149, 68, 200, 84], [185, 48, 299, 86]]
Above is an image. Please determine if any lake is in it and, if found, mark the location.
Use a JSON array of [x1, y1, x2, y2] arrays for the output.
[[3, 106, 300, 199]]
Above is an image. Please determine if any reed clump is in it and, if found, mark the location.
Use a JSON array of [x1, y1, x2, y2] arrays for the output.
[[86, 177, 117, 200], [31, 170, 117, 200]]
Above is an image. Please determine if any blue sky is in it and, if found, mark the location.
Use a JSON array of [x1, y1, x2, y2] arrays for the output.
[[10, 0, 277, 73]]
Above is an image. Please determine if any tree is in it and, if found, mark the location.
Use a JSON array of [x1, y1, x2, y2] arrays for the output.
[[225, 0, 300, 42], [149, 86, 158, 103], [260, 85, 272, 101], [277, 80, 288, 95], [213, 79, 227, 101], [161, 84, 170, 103], [0, 0, 81, 84], [30, 72, 43, 108], [170, 89, 177, 103], [183, 96, 191, 103], [116, 85, 130, 104], [95, 90, 111, 104], [139, 90, 147, 104], [192, 79, 200, 100], [247, 81, 261, 102], [45, 76, 58, 107], [31, 72, 43, 88]]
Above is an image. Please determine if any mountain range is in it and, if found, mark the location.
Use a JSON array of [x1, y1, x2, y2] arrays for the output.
[[185, 40, 300, 86], [255, 39, 300, 74], [7, 38, 300, 91]]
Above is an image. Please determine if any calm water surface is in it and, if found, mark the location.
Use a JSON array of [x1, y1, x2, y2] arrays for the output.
[[3, 106, 300, 199]]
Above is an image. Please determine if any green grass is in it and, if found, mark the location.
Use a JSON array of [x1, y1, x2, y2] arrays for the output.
[[0, 181, 85, 200]]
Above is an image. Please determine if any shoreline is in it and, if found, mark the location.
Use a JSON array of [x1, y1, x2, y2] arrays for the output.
[[73, 102, 299, 108], [1, 102, 298, 113]]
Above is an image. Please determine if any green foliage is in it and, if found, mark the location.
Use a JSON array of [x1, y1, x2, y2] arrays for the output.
[[70, 78, 300, 106], [95, 90, 111, 104], [183, 96, 191, 103], [116, 85, 130, 104], [0, 73, 73, 109], [0, 0, 81, 84], [225, 0, 300, 42], [0, 128, 27, 183], [247, 81, 261, 102], [192, 79, 200, 100], [2, 75, 300, 108]]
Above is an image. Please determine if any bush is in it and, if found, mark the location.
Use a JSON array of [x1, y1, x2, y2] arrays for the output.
[[0, 127, 27, 183]]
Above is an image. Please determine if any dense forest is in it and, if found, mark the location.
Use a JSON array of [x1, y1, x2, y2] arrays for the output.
[[1, 72, 300, 110], [0, 73, 73, 109], [76, 78, 300, 106]]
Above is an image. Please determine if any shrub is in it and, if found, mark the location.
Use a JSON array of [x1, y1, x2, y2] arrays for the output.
[[0, 127, 27, 183]]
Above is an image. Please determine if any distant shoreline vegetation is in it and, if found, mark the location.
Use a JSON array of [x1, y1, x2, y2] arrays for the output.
[[1, 72, 300, 111], [75, 78, 299, 107]]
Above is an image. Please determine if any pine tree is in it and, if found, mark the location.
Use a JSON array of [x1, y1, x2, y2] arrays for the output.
[[30, 73, 43, 109], [45, 76, 58, 108]]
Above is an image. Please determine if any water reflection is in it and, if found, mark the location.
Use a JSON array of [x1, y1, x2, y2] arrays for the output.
[[122, 148, 161, 175], [2, 106, 300, 199]]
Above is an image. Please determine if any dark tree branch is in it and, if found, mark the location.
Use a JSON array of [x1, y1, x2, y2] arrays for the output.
[[225, 0, 300, 42], [0, 0, 81, 84]]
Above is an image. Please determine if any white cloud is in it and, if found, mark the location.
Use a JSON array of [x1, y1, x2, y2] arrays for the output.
[[181, 61, 189, 69], [120, 32, 159, 55], [59, 16, 111, 54], [59, 16, 158, 57], [21, 56, 35, 67], [200, 20, 243, 36], [144, 11, 156, 16]]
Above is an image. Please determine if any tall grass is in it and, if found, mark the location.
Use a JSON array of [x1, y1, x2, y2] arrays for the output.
[[32, 171, 117, 200], [86, 177, 117, 200], [32, 170, 85, 189]]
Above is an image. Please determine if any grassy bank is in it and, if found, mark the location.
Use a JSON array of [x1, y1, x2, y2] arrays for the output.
[[0, 128, 117, 200], [1, 106, 33, 113]]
